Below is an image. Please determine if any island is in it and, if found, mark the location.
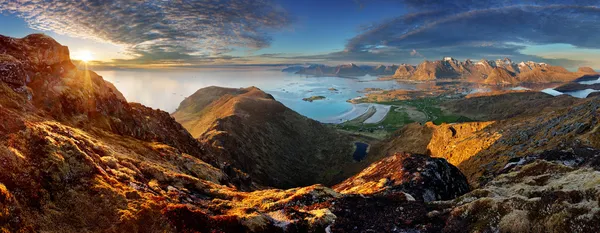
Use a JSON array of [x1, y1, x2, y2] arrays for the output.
[[302, 95, 326, 102]]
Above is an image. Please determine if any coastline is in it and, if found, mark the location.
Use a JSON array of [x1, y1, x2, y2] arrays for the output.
[[320, 103, 391, 124]]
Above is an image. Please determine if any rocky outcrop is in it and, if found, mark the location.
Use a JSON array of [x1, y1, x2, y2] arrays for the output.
[[442, 147, 600, 233], [0, 54, 27, 88], [0, 34, 207, 163], [334, 153, 470, 202]]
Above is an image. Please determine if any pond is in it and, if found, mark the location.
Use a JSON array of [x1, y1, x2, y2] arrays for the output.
[[353, 142, 369, 161]]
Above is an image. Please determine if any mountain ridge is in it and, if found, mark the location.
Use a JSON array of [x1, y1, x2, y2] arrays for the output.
[[283, 57, 597, 84]]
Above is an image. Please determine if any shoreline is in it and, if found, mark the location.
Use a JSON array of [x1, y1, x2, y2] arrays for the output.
[[320, 103, 391, 124]]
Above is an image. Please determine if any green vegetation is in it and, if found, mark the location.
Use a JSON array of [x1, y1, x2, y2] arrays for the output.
[[333, 106, 413, 139], [333, 97, 473, 138], [378, 97, 472, 125]]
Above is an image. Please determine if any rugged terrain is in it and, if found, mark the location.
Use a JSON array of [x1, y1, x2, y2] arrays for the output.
[[2, 33, 600, 233], [388, 57, 597, 84], [286, 57, 598, 84]]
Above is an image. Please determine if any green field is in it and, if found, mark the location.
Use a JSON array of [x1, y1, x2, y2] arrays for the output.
[[333, 97, 472, 137]]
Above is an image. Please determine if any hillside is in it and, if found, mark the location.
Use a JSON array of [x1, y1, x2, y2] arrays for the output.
[[172, 86, 359, 188], [2, 33, 600, 232], [0, 33, 466, 233], [372, 92, 600, 187]]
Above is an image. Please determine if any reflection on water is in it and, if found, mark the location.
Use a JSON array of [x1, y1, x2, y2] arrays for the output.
[[96, 67, 413, 122], [563, 89, 600, 98]]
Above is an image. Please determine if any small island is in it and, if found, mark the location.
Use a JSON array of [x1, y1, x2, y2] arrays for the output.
[[302, 96, 326, 102], [328, 87, 338, 91]]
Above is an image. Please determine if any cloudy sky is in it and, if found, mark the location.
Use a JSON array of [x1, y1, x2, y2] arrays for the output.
[[1, 0, 599, 69]]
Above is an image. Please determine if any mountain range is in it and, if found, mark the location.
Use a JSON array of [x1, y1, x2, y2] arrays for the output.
[[284, 57, 598, 84], [2, 34, 600, 232]]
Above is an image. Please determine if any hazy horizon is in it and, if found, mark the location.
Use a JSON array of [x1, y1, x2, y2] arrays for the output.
[[2, 0, 600, 70]]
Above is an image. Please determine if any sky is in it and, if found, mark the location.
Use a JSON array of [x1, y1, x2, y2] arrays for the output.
[[1, 0, 599, 69]]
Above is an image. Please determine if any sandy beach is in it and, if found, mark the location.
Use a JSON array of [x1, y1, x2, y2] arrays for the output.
[[321, 103, 391, 124], [363, 104, 391, 123]]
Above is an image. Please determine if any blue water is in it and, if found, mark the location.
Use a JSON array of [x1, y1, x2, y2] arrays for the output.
[[353, 142, 369, 161], [96, 67, 415, 122]]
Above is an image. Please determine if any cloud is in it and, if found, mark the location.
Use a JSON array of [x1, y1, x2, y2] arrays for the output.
[[0, 0, 290, 65], [343, 1, 600, 67], [410, 49, 423, 57]]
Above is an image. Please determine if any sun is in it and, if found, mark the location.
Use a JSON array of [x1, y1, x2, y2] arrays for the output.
[[74, 50, 94, 63]]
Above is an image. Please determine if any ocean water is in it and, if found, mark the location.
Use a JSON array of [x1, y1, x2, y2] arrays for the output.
[[96, 67, 414, 122], [579, 78, 600, 85]]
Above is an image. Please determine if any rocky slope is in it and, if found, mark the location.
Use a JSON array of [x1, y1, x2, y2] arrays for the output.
[[373, 92, 600, 188], [3, 33, 600, 232], [172, 86, 358, 188], [334, 152, 470, 202], [0, 33, 467, 233]]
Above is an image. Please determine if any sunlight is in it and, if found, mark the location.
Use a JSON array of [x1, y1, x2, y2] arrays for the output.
[[73, 50, 94, 63]]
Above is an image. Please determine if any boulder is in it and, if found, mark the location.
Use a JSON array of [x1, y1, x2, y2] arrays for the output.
[[334, 152, 470, 202]]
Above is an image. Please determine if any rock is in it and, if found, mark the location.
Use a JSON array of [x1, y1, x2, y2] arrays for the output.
[[334, 152, 470, 202], [330, 193, 445, 232], [444, 158, 600, 233], [0, 54, 27, 88]]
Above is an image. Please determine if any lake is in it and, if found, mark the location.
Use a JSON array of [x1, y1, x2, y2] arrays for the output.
[[96, 67, 415, 123]]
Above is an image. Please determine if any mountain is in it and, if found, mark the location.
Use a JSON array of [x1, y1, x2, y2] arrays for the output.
[[3, 33, 600, 232], [293, 63, 401, 77], [172, 86, 359, 188], [389, 57, 597, 84], [294, 64, 336, 76], [393, 64, 417, 78], [483, 67, 518, 84], [281, 65, 305, 73], [334, 63, 367, 76], [410, 58, 464, 80]]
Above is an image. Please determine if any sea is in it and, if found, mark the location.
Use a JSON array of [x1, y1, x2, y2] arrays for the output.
[[96, 67, 596, 123], [96, 67, 414, 123]]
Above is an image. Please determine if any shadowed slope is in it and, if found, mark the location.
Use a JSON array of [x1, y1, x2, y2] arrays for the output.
[[173, 86, 356, 188]]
